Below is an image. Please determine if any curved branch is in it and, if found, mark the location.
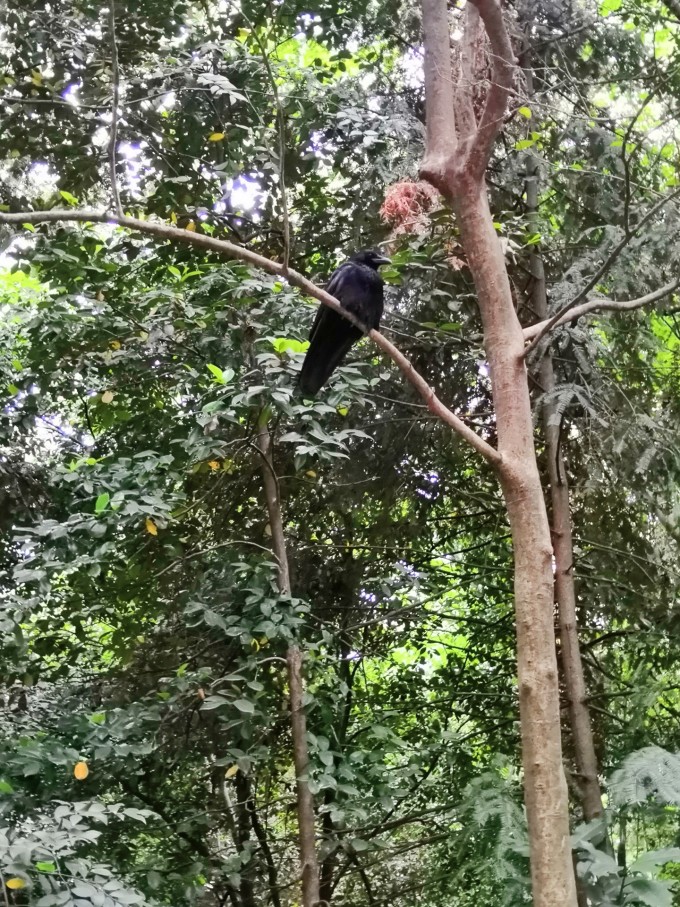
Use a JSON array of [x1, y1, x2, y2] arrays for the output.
[[524, 185, 680, 355], [0, 208, 501, 466], [523, 278, 680, 341], [468, 0, 516, 172]]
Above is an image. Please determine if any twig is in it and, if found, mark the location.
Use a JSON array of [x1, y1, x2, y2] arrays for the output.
[[524, 185, 680, 355], [0, 868, 11, 907], [523, 278, 680, 341], [621, 86, 660, 235], [108, 0, 123, 217]]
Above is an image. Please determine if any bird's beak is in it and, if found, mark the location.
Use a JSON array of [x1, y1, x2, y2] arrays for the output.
[[375, 255, 392, 267]]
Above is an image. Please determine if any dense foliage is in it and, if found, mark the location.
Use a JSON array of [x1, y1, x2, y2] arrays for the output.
[[2, 0, 680, 905]]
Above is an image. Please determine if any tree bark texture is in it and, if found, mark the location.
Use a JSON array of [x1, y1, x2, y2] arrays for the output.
[[419, 1, 578, 904]]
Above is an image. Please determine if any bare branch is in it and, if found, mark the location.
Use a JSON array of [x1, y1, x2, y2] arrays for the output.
[[0, 208, 501, 465], [523, 278, 680, 341], [524, 185, 680, 355], [108, 0, 123, 217], [468, 0, 516, 171], [621, 87, 660, 236]]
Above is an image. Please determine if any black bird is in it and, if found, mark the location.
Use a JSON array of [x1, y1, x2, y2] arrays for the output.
[[298, 249, 391, 397]]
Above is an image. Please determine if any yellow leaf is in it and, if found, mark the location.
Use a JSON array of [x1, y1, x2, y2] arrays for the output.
[[110, 340, 121, 350], [170, 212, 177, 224], [209, 132, 226, 142], [208, 460, 220, 470], [306, 470, 317, 478], [264, 524, 272, 537], [101, 390, 114, 404], [6, 878, 26, 890], [145, 518, 158, 536], [30, 70, 42, 86], [74, 761, 89, 781], [251, 638, 260, 651], [225, 764, 239, 779], [185, 220, 196, 232]]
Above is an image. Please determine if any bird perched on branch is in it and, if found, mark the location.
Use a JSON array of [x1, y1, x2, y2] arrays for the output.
[[298, 249, 391, 397]]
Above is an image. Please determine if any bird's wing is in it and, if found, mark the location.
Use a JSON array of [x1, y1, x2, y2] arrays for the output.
[[306, 262, 354, 344], [298, 260, 384, 396]]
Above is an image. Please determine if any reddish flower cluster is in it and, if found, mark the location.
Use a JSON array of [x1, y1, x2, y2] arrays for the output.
[[379, 180, 440, 236]]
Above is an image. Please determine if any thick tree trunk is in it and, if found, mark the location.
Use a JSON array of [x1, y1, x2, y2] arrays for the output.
[[419, 0, 577, 901], [454, 185, 577, 907]]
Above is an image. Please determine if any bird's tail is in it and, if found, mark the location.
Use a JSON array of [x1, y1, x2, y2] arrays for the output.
[[297, 332, 360, 397]]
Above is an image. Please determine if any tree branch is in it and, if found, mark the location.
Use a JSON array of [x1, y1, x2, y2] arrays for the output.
[[108, 0, 123, 217], [524, 185, 680, 355], [255, 418, 321, 907], [454, 3, 481, 141], [468, 0, 516, 172], [523, 278, 680, 341], [0, 208, 501, 465], [286, 644, 321, 907], [620, 88, 660, 236], [420, 0, 458, 188]]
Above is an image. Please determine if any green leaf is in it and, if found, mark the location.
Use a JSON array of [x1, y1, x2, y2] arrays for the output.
[[233, 699, 255, 714], [59, 189, 79, 206], [207, 363, 225, 383], [518, 106, 532, 118], [271, 337, 308, 354], [0, 780, 14, 793], [207, 364, 234, 384], [514, 139, 535, 150], [94, 492, 110, 514], [34, 862, 56, 873]]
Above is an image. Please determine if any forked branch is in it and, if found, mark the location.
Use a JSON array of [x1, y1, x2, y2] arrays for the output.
[[523, 278, 680, 341]]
